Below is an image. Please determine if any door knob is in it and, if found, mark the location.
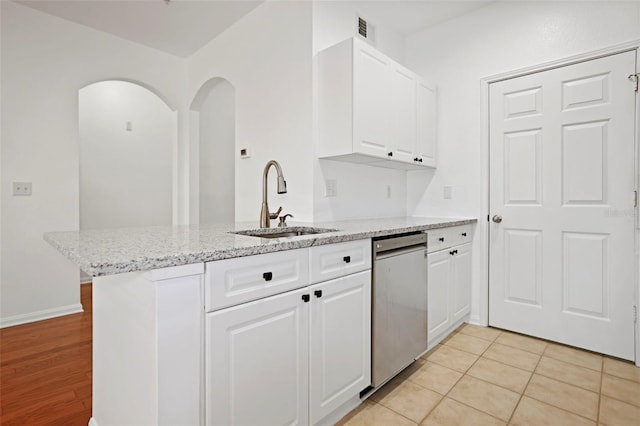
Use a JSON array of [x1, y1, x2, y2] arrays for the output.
[[492, 215, 503, 223]]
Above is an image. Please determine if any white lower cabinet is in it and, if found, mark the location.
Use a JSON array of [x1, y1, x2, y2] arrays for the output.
[[451, 243, 472, 323], [206, 270, 371, 426], [206, 287, 309, 426], [309, 271, 371, 424], [427, 242, 472, 347]]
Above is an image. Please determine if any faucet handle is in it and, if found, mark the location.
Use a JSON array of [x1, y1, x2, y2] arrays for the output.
[[278, 214, 294, 227], [269, 206, 283, 220]]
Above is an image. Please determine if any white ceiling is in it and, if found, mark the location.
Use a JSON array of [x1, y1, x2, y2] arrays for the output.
[[15, 0, 494, 58], [343, 1, 494, 36]]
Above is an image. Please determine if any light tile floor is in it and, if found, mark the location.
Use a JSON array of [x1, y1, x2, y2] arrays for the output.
[[337, 324, 640, 426]]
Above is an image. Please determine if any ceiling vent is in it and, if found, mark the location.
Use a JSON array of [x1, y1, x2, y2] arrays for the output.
[[358, 17, 367, 38]]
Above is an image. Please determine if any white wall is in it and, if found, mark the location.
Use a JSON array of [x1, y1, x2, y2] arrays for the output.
[[0, 2, 186, 326], [312, 0, 405, 62], [312, 1, 410, 221], [188, 0, 314, 223], [405, 0, 640, 324], [197, 79, 235, 224], [79, 81, 174, 229]]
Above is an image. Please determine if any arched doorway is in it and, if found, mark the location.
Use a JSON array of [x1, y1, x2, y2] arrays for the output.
[[190, 78, 235, 225]]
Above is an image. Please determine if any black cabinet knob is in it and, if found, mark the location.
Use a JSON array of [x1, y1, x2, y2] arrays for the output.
[[449, 249, 458, 256], [343, 256, 351, 264], [302, 294, 310, 303], [414, 157, 419, 162], [418, 158, 423, 163], [462, 232, 467, 237], [387, 152, 393, 157], [262, 272, 273, 281], [314, 290, 323, 298], [438, 237, 445, 242]]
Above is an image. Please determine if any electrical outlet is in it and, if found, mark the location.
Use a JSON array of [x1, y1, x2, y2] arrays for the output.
[[325, 179, 337, 197], [13, 182, 32, 196], [443, 185, 452, 199]]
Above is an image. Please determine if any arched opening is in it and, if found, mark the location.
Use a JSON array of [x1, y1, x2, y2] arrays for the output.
[[79, 80, 176, 232], [190, 77, 236, 225]]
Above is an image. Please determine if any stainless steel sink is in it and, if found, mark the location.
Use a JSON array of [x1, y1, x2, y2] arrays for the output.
[[232, 227, 338, 239]]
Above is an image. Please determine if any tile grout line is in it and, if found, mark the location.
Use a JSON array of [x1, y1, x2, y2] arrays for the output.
[[598, 372, 640, 409], [597, 356, 603, 425], [365, 326, 639, 425], [504, 341, 547, 425], [516, 343, 601, 424], [407, 328, 493, 425], [416, 329, 508, 425]]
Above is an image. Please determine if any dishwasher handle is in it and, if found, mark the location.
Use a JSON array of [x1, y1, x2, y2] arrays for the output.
[[373, 233, 427, 256], [375, 244, 427, 260]]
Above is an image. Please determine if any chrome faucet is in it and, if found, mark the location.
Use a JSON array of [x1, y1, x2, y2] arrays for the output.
[[260, 160, 287, 228]]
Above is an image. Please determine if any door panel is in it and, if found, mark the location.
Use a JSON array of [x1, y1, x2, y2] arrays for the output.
[[416, 80, 437, 167], [353, 44, 391, 157], [309, 271, 371, 424], [427, 250, 451, 340], [392, 66, 417, 162], [452, 243, 472, 320], [206, 288, 308, 426], [503, 229, 542, 306], [489, 51, 636, 360]]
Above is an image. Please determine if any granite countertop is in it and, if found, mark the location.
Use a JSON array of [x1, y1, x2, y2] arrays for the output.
[[44, 217, 477, 277]]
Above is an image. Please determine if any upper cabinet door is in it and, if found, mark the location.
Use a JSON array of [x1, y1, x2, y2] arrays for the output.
[[391, 65, 417, 163], [416, 80, 437, 167], [352, 42, 392, 158]]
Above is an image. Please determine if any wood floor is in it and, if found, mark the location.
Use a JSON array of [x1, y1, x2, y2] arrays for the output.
[[0, 284, 92, 425]]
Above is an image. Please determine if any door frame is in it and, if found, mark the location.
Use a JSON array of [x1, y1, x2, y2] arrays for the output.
[[479, 39, 640, 366]]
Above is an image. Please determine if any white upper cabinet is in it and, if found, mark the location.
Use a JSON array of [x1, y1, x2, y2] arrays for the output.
[[318, 37, 437, 170], [391, 64, 417, 163], [352, 42, 393, 158], [416, 80, 437, 167]]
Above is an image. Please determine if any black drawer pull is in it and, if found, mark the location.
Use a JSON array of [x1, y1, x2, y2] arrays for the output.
[[450, 249, 458, 256], [262, 272, 273, 281], [438, 237, 445, 242], [418, 158, 423, 163], [462, 232, 467, 237], [387, 152, 393, 157], [343, 256, 351, 264], [302, 294, 310, 303], [314, 290, 323, 298]]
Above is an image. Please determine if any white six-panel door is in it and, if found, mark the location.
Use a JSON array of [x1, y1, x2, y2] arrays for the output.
[[489, 51, 637, 360]]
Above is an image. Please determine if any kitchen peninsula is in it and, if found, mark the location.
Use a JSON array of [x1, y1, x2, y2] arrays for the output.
[[45, 217, 476, 426]]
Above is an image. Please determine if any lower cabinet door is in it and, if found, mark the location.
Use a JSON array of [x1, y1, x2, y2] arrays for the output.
[[206, 287, 309, 426], [451, 243, 472, 322], [427, 250, 452, 345], [309, 270, 372, 425]]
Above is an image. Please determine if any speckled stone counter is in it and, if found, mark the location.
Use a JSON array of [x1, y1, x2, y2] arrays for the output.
[[44, 217, 477, 276]]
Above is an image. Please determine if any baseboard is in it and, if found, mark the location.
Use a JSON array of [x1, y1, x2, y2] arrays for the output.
[[0, 303, 84, 328]]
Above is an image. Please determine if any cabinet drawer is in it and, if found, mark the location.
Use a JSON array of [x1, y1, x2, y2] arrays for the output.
[[309, 239, 371, 284], [427, 225, 474, 253], [452, 224, 473, 246], [205, 248, 309, 312], [427, 228, 451, 253]]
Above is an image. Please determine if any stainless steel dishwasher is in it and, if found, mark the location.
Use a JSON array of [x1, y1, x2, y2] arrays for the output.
[[371, 232, 428, 387]]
